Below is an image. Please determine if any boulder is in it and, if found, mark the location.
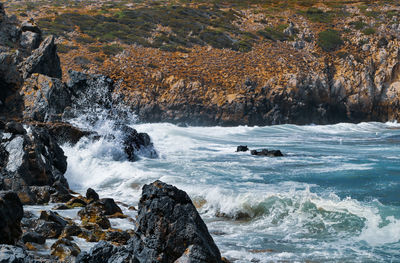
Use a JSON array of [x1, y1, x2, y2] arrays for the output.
[[77, 198, 121, 229], [86, 188, 99, 202], [117, 124, 157, 161], [0, 124, 68, 204], [77, 181, 223, 263], [0, 191, 23, 245], [51, 238, 81, 262], [20, 35, 62, 79], [21, 232, 45, 245], [236, 145, 249, 152], [0, 245, 32, 263], [250, 149, 283, 157], [20, 74, 71, 122]]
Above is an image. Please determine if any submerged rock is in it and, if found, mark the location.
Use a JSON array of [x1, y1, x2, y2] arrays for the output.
[[0, 191, 23, 245], [77, 180, 223, 263], [250, 149, 283, 157]]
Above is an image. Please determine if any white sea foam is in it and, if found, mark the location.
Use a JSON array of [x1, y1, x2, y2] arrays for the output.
[[62, 121, 400, 262]]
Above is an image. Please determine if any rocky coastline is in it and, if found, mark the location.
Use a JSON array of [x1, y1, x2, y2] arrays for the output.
[[0, 4, 225, 262]]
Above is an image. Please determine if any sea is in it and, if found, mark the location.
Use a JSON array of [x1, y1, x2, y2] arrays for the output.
[[61, 112, 400, 262]]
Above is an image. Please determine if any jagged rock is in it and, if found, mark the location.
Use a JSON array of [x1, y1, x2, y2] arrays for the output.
[[0, 191, 23, 245], [28, 186, 55, 204], [117, 124, 157, 161], [20, 20, 42, 35], [0, 124, 68, 204], [20, 74, 71, 122], [86, 188, 99, 202], [21, 232, 45, 245], [104, 230, 130, 245], [77, 181, 223, 263], [34, 220, 64, 239], [4, 122, 25, 135], [0, 245, 32, 263], [20, 32, 41, 53], [75, 241, 120, 263], [250, 149, 283, 157], [51, 238, 81, 262], [20, 35, 62, 79], [65, 70, 114, 117], [39, 211, 68, 227], [236, 145, 249, 152]]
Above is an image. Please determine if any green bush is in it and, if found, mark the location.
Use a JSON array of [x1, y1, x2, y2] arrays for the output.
[[349, 19, 367, 30], [302, 7, 332, 23], [362, 27, 375, 35], [317, 29, 343, 51], [101, 44, 124, 56], [257, 27, 288, 41]]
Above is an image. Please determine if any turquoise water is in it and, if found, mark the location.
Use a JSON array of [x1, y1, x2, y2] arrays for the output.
[[64, 121, 400, 262]]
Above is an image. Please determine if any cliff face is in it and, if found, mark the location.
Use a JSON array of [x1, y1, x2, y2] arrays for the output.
[[5, 0, 400, 126], [108, 36, 400, 126]]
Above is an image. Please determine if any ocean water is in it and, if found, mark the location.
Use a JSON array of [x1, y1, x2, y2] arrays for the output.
[[62, 117, 400, 262]]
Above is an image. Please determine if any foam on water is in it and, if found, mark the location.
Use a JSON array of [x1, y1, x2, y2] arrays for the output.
[[62, 120, 400, 262]]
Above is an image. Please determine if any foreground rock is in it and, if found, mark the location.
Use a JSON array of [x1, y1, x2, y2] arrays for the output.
[[77, 180, 224, 263], [0, 245, 32, 263], [0, 191, 23, 245]]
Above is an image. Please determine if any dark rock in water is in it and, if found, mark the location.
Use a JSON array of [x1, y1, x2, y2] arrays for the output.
[[86, 188, 99, 202], [0, 191, 23, 245], [20, 74, 71, 122], [236, 145, 249, 152], [77, 181, 223, 263], [117, 124, 158, 161], [0, 245, 32, 263], [39, 211, 68, 228], [51, 238, 81, 261], [60, 224, 82, 239], [250, 149, 283, 157], [21, 232, 45, 245], [20, 35, 62, 79], [66, 197, 87, 208], [76, 241, 120, 263], [77, 198, 121, 229], [29, 186, 55, 204], [45, 122, 91, 145], [34, 220, 64, 239], [0, 125, 68, 204]]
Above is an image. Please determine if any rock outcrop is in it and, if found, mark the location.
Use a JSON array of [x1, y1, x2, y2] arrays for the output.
[[0, 122, 69, 204], [0, 191, 23, 245], [77, 181, 223, 263]]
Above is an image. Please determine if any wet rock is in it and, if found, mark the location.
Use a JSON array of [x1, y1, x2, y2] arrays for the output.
[[52, 204, 69, 210], [21, 232, 45, 245], [20, 35, 62, 79], [60, 225, 82, 239], [0, 125, 68, 204], [0, 191, 23, 245], [34, 220, 64, 239], [117, 124, 157, 161], [44, 122, 91, 145], [128, 180, 223, 262], [250, 149, 283, 157], [77, 181, 223, 263], [29, 186, 55, 204], [4, 122, 25, 135], [77, 197, 123, 229], [51, 238, 81, 262], [0, 245, 32, 263], [66, 197, 87, 208], [76, 241, 118, 263], [86, 188, 99, 202], [39, 211, 68, 228], [236, 145, 249, 152], [20, 74, 71, 122]]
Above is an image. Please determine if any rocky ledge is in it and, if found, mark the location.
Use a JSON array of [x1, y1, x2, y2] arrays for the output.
[[0, 181, 228, 263]]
